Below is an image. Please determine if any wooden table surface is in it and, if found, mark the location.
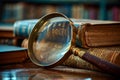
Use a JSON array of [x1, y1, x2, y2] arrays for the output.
[[0, 60, 119, 80]]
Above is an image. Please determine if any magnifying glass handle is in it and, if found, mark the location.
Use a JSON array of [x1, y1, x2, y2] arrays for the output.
[[71, 46, 120, 77]]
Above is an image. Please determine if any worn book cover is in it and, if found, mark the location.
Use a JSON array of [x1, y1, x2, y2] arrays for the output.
[[63, 46, 120, 71], [0, 45, 28, 64], [76, 20, 120, 48]]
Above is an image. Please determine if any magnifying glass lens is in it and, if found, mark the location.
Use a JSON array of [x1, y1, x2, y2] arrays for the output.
[[32, 17, 72, 66]]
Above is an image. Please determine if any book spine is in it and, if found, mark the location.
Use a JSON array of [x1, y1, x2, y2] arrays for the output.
[[63, 47, 120, 71], [112, 6, 120, 21], [89, 6, 98, 20], [0, 38, 17, 46], [107, 8, 113, 21], [14, 19, 38, 38], [56, 4, 72, 18]]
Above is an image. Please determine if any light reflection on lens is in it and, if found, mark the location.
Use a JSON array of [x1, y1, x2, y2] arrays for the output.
[[32, 17, 72, 66]]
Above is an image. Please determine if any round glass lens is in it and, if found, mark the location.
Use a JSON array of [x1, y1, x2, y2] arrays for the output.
[[31, 17, 72, 66]]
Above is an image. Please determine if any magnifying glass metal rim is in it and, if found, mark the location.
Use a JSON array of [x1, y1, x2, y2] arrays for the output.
[[28, 12, 75, 67]]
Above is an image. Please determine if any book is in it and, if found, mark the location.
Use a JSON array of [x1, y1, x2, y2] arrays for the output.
[[77, 21, 120, 48], [112, 6, 120, 21], [21, 38, 120, 72], [88, 5, 98, 20], [0, 45, 28, 64], [63, 46, 120, 72], [56, 4, 72, 18], [0, 38, 18, 46], [13, 19, 80, 38], [0, 23, 14, 38], [13, 19, 38, 38], [0, 23, 24, 46], [0, 38, 23, 46]]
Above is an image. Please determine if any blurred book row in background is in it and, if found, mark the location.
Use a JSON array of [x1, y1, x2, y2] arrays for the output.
[[0, 0, 120, 23]]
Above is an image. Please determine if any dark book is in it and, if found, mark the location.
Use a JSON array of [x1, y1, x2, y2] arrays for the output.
[[0, 45, 28, 65], [0, 23, 14, 38]]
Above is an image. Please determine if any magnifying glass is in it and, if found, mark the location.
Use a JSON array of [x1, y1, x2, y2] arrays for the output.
[[28, 13, 120, 76]]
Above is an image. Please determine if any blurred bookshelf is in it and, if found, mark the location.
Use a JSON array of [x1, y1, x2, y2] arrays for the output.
[[0, 0, 120, 23]]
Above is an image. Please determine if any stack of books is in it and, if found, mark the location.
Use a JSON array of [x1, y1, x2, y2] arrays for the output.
[[0, 23, 28, 64], [0, 17, 120, 78], [0, 23, 17, 46]]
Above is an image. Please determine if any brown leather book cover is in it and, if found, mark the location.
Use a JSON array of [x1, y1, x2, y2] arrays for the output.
[[77, 22, 120, 48], [63, 46, 120, 71], [0, 45, 28, 65], [0, 30, 14, 38]]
